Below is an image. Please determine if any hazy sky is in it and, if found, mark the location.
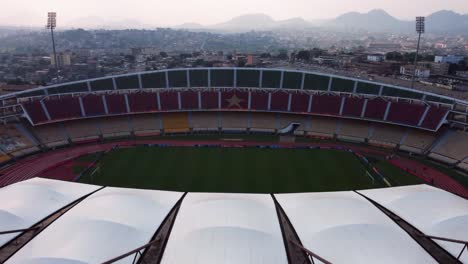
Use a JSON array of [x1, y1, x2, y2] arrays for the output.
[[1, 0, 467, 27]]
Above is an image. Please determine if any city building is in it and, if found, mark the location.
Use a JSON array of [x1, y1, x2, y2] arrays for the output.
[[368, 43, 402, 52], [131, 47, 160, 56], [427, 62, 449, 76], [434, 55, 464, 64], [456, 71, 468, 78], [51, 53, 72, 67], [366, 54, 385, 62], [400, 65, 430, 78], [434, 42, 447, 49], [246, 54, 259, 66]]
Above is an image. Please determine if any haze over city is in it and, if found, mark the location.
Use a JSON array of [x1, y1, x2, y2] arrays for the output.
[[0, 0, 467, 27]]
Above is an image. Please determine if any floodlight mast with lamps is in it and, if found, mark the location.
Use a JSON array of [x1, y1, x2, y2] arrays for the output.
[[46, 12, 59, 80], [410, 16, 425, 89]]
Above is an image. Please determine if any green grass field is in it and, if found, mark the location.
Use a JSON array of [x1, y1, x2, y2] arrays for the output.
[[78, 146, 423, 193]]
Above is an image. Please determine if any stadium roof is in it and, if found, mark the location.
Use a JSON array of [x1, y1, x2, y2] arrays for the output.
[[5, 187, 183, 264], [1, 67, 466, 105], [160, 193, 288, 264], [360, 185, 468, 263], [276, 191, 437, 264], [1, 179, 467, 263], [0, 178, 99, 248]]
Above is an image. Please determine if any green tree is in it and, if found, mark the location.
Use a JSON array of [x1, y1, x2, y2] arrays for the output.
[[277, 49, 289, 60], [296, 50, 311, 61]]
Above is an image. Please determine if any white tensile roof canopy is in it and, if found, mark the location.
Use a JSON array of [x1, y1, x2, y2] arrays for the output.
[[360, 184, 468, 263], [2, 179, 467, 264], [0, 178, 100, 248], [5, 187, 183, 264], [275, 191, 438, 264], [160, 192, 288, 264]]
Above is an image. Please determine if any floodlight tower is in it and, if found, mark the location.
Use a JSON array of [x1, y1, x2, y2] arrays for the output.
[[46, 12, 59, 79], [410, 16, 425, 89]]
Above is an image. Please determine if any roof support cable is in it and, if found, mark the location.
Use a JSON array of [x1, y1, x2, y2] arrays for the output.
[[289, 240, 333, 264], [419, 234, 468, 261], [0, 226, 41, 236], [101, 238, 161, 264]]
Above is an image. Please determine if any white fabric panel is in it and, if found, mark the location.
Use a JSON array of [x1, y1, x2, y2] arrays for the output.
[[360, 185, 468, 263], [7, 187, 183, 264], [161, 193, 288, 264], [0, 178, 99, 248], [276, 191, 437, 264]]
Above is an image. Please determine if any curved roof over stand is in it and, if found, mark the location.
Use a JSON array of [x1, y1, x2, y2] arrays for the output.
[[160, 192, 288, 264], [1, 68, 466, 106], [6, 187, 183, 264], [359, 185, 468, 263], [0, 178, 100, 248], [3, 179, 468, 263], [275, 191, 437, 264]]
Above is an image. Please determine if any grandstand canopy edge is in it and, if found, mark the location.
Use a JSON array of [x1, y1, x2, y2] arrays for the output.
[[1, 68, 466, 106]]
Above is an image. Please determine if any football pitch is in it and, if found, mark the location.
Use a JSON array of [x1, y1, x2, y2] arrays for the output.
[[78, 146, 424, 193]]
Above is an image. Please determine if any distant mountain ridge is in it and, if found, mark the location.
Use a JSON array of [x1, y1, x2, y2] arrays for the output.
[[1, 9, 466, 34], [175, 10, 467, 34], [177, 14, 317, 32], [329, 9, 411, 32]]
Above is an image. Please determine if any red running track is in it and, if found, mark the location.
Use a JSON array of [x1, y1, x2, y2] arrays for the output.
[[0, 139, 466, 198], [388, 157, 468, 198]]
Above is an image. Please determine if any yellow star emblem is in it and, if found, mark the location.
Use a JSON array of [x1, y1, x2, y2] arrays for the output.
[[226, 94, 244, 108]]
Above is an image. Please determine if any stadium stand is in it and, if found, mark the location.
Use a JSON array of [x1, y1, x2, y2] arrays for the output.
[[220, 112, 248, 131], [0, 153, 10, 163], [311, 94, 341, 115], [364, 98, 387, 120], [63, 119, 101, 142], [420, 105, 449, 130], [127, 92, 158, 113], [400, 130, 437, 154], [250, 91, 269, 111], [430, 130, 468, 162], [44, 96, 82, 120], [81, 94, 106, 116], [0, 123, 38, 156], [180, 91, 199, 110], [221, 91, 249, 110], [387, 101, 426, 126], [190, 112, 219, 131], [34, 123, 69, 148], [22, 100, 48, 124], [342, 97, 365, 117], [249, 112, 277, 132], [337, 119, 370, 142], [159, 91, 180, 111], [131, 114, 162, 136], [290, 93, 310, 113], [162, 112, 190, 133], [369, 123, 406, 148], [105, 94, 127, 114], [201, 91, 219, 110], [98, 116, 132, 138], [277, 114, 309, 135], [457, 161, 468, 172], [269, 91, 289, 112], [308, 116, 337, 137]]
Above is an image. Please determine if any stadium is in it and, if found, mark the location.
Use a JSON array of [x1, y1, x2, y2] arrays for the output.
[[0, 67, 467, 263]]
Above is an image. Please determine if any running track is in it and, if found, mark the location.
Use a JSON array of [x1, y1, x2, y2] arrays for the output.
[[1, 139, 466, 198]]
